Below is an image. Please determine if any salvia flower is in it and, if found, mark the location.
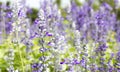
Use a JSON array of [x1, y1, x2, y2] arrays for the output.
[[0, 0, 120, 72]]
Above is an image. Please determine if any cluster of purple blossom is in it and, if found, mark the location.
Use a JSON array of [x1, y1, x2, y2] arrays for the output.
[[0, 0, 120, 72]]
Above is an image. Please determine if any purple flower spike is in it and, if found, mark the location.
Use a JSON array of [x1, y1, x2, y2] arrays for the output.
[[39, 48, 47, 52], [6, 12, 13, 18], [72, 59, 80, 65], [60, 62, 64, 64], [60, 61, 65, 64], [116, 51, 120, 63], [46, 32, 52, 37], [18, 8, 26, 17], [34, 19, 39, 24], [31, 63, 38, 68], [102, 2, 112, 11], [97, 44, 108, 52], [30, 32, 38, 39], [80, 58, 86, 67], [117, 51, 120, 57], [5, 21, 13, 34]]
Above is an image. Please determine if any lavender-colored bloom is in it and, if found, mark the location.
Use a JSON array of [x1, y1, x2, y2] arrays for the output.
[[117, 51, 120, 57], [26, 7, 33, 14], [6, 11, 13, 18], [45, 32, 52, 37], [39, 48, 47, 52], [30, 32, 38, 39], [109, 67, 114, 72], [5, 21, 13, 34], [72, 59, 80, 65], [96, 43, 108, 53], [31, 63, 43, 70], [39, 56, 47, 62], [31, 63, 39, 68], [102, 2, 112, 11], [60, 61, 65, 64], [94, 4, 116, 42], [18, 8, 26, 17], [90, 64, 98, 72], [80, 58, 86, 68], [98, 67, 105, 72], [116, 51, 120, 63], [34, 18, 39, 25]]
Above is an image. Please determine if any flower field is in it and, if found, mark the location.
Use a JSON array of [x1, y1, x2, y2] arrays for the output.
[[0, 0, 120, 72]]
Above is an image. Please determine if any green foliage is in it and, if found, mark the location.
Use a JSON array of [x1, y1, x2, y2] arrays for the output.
[[27, 8, 38, 23]]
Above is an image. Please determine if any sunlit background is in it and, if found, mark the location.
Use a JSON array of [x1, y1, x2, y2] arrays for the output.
[[0, 0, 93, 8]]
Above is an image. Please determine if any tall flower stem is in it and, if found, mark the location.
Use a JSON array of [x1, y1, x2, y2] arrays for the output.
[[14, 21, 25, 72]]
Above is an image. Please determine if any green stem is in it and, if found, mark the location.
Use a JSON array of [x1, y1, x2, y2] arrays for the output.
[[15, 21, 25, 72], [17, 43, 25, 72]]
